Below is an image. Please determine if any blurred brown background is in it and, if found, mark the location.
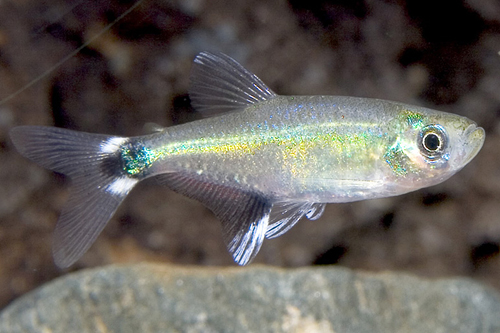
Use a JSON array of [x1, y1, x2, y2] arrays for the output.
[[1, 0, 500, 311]]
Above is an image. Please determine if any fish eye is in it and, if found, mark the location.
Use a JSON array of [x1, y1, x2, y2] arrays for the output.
[[423, 133, 441, 151], [419, 125, 447, 158]]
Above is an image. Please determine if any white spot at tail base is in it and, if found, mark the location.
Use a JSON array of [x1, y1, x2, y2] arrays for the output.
[[100, 137, 128, 153], [106, 177, 138, 196]]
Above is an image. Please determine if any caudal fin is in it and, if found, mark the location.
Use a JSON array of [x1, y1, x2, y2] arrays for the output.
[[10, 126, 138, 268]]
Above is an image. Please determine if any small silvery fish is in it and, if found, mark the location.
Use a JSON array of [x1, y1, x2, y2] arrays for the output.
[[10, 52, 485, 268]]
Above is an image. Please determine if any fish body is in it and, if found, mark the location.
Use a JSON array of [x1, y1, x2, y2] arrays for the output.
[[10, 52, 485, 267], [144, 95, 482, 202]]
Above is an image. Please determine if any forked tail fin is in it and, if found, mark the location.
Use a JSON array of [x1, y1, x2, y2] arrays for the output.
[[10, 126, 138, 268]]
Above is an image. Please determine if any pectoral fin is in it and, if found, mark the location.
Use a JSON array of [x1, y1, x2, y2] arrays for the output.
[[158, 174, 272, 265]]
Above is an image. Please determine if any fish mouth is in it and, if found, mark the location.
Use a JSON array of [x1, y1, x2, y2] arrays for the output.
[[462, 124, 485, 165]]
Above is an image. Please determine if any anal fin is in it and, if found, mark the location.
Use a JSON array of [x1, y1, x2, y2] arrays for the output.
[[158, 173, 272, 265]]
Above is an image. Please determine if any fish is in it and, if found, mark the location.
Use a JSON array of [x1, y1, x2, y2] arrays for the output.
[[9, 51, 485, 268]]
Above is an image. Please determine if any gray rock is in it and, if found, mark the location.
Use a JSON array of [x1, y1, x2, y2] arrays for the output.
[[1, 264, 499, 333]]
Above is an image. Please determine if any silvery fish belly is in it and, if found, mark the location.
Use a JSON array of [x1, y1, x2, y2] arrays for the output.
[[10, 52, 485, 268]]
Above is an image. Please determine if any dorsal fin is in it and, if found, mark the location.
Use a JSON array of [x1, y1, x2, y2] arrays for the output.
[[189, 52, 277, 116], [157, 173, 272, 265]]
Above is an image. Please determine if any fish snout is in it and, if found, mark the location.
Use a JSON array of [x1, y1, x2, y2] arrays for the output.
[[461, 124, 485, 165]]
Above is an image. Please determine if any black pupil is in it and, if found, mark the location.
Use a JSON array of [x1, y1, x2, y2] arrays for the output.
[[424, 133, 440, 151]]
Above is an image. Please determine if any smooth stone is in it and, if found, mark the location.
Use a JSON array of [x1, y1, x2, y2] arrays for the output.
[[1, 263, 499, 333]]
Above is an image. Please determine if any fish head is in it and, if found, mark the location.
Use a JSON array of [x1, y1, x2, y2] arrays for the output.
[[385, 108, 485, 189]]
